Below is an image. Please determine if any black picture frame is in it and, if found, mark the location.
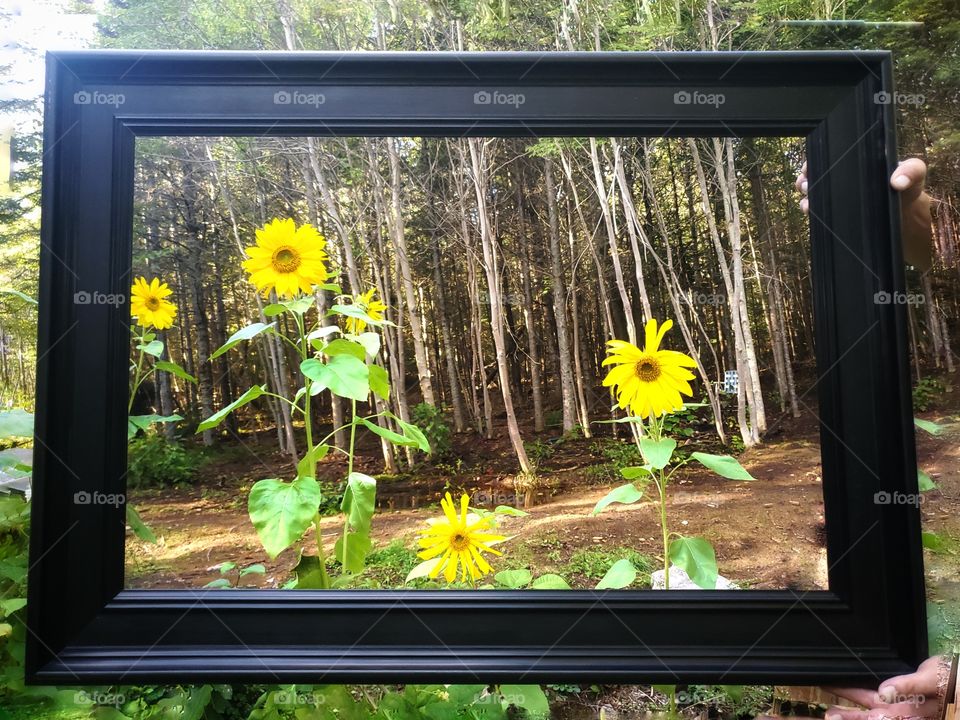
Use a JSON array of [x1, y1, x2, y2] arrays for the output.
[[27, 49, 927, 686]]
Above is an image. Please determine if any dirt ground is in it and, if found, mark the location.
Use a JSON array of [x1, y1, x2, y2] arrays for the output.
[[125, 387, 959, 600], [126, 408, 832, 590]]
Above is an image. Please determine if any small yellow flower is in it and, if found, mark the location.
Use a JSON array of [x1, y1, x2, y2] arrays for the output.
[[417, 492, 506, 583], [602, 318, 697, 418], [345, 288, 387, 335], [130, 276, 177, 330], [242, 218, 330, 299]]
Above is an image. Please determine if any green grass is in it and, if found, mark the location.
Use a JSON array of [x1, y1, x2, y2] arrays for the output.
[[564, 547, 656, 587]]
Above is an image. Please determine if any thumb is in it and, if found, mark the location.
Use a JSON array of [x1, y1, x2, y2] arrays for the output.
[[890, 158, 927, 201], [878, 655, 942, 703]]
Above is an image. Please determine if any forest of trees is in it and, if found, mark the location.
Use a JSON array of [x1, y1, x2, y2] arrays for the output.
[[134, 132, 815, 476], [3, 0, 959, 474]]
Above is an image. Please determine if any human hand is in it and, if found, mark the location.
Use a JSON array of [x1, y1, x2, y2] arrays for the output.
[[758, 655, 954, 720], [796, 157, 934, 270]]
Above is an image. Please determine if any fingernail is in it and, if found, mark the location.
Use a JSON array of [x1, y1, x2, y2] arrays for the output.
[[826, 714, 841, 720], [892, 175, 910, 189], [801, 180, 808, 193], [879, 685, 896, 703]]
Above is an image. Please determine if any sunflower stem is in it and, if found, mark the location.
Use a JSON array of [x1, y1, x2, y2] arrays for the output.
[[296, 304, 331, 590], [342, 399, 358, 573], [128, 346, 146, 414]]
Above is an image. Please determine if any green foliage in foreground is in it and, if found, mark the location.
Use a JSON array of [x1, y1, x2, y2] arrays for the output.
[[127, 434, 200, 488]]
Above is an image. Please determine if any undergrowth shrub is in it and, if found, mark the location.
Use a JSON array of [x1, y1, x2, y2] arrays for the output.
[[411, 403, 451, 458], [127, 434, 198, 488]]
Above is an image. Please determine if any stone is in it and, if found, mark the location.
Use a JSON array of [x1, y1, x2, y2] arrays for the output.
[[650, 566, 737, 590]]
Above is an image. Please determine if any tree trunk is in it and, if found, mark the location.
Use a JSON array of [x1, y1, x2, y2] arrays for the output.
[[467, 138, 533, 473], [543, 157, 578, 433]]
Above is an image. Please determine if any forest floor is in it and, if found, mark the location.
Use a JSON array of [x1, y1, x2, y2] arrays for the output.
[[125, 388, 960, 602], [120, 386, 960, 718]]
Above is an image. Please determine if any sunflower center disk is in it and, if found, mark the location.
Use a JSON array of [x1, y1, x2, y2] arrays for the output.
[[449, 532, 470, 551], [271, 246, 302, 273], [145, 296, 161, 311], [635, 357, 661, 382]]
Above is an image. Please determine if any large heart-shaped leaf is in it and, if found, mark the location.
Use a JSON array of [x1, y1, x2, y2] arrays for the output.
[[301, 355, 370, 401], [668, 536, 718, 589], [248, 475, 321, 558], [640, 437, 676, 469]]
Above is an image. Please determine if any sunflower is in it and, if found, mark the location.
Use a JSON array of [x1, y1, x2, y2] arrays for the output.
[[602, 318, 697, 418], [417, 492, 506, 583], [242, 218, 330, 299], [345, 288, 387, 335], [130, 276, 177, 330]]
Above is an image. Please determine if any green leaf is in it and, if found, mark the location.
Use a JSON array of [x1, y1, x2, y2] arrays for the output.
[[914, 417, 943, 435], [318, 283, 342, 293], [322, 338, 367, 362], [0, 409, 33, 439], [668, 536, 719, 589], [301, 355, 370, 401], [307, 325, 340, 344], [154, 360, 197, 383], [329, 303, 390, 326], [493, 505, 528, 517], [128, 413, 183, 439], [211, 322, 275, 360], [341, 471, 377, 534], [922, 531, 945, 552], [494, 569, 532, 588], [204, 578, 232, 589], [296, 443, 330, 479], [620, 465, 653, 480], [406, 558, 441, 583], [281, 296, 315, 314], [197, 385, 266, 432], [500, 685, 550, 719], [640, 437, 676, 469], [292, 551, 326, 589], [239, 563, 266, 576], [0, 598, 27, 617], [248, 475, 321, 558], [359, 417, 419, 447], [126, 505, 157, 544], [690, 452, 755, 481], [592, 483, 644, 515], [394, 417, 431, 453], [0, 450, 30, 472], [262, 303, 286, 317], [530, 573, 571, 589], [136, 339, 164, 357], [368, 364, 391, 401], [334, 531, 372, 573], [0, 288, 37, 305], [596, 558, 638, 589], [918, 469, 937, 492], [354, 332, 381, 358]]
